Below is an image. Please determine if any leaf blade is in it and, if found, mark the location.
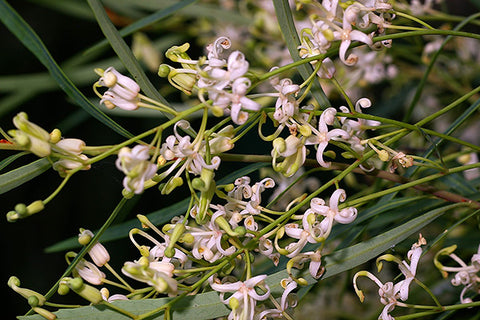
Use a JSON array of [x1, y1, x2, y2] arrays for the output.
[[0, 0, 133, 138], [0, 158, 51, 195]]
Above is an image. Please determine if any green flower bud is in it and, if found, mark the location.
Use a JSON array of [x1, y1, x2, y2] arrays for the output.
[[158, 64, 171, 77], [14, 203, 28, 216], [165, 43, 190, 62], [223, 183, 234, 192], [66, 277, 103, 304], [214, 215, 239, 237], [122, 189, 135, 199], [26, 200, 44, 215], [32, 307, 57, 320], [180, 233, 194, 245], [13, 112, 50, 141], [28, 295, 40, 307], [273, 137, 286, 153], [233, 226, 246, 237], [161, 176, 183, 195], [57, 283, 70, 295], [211, 106, 224, 117], [192, 177, 206, 191], [165, 224, 186, 258]]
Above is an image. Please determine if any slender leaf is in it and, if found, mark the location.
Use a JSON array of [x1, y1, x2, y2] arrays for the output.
[[0, 0, 133, 138], [87, 0, 171, 111], [0, 152, 28, 172], [19, 291, 229, 320], [84, 0, 197, 55], [322, 202, 464, 278], [27, 0, 94, 21], [273, 0, 331, 108], [0, 158, 50, 194], [0, 90, 38, 118]]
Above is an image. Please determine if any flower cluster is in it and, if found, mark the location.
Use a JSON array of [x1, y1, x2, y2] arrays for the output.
[[298, 0, 394, 66], [353, 235, 426, 319], [435, 243, 480, 304], [159, 37, 261, 124]]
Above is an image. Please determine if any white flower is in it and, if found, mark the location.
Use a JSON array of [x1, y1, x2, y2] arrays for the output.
[[270, 74, 300, 124], [395, 235, 426, 301], [435, 242, 480, 304], [333, 5, 373, 66], [306, 108, 350, 168], [189, 210, 236, 263], [100, 288, 128, 302], [159, 120, 221, 179], [353, 271, 402, 320], [116, 145, 157, 194], [258, 277, 297, 319], [283, 212, 322, 258], [78, 229, 110, 267], [53, 138, 91, 176], [229, 77, 261, 125], [74, 259, 105, 285], [97, 67, 140, 110], [122, 257, 177, 296], [210, 275, 270, 320], [308, 189, 357, 239]]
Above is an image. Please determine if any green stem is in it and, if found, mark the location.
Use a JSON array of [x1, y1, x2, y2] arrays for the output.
[[395, 301, 480, 319], [25, 197, 130, 317], [394, 11, 435, 29], [42, 173, 73, 205]]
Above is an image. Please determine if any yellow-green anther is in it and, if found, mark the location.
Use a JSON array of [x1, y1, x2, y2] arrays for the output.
[[50, 128, 62, 144]]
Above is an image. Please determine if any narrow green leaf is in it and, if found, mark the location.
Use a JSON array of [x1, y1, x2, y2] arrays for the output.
[[27, 0, 95, 21], [19, 291, 229, 320], [84, 0, 197, 55], [322, 202, 464, 278], [0, 90, 38, 118], [0, 158, 51, 194], [87, 0, 171, 111], [0, 0, 133, 138], [0, 152, 28, 172], [273, 0, 331, 108]]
